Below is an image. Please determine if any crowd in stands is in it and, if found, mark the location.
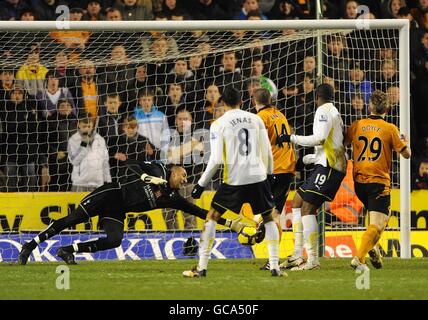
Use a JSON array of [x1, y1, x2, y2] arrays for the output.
[[1, 0, 428, 211]]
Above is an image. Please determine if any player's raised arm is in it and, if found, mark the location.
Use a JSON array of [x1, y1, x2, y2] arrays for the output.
[[291, 108, 332, 147], [276, 84, 334, 147]]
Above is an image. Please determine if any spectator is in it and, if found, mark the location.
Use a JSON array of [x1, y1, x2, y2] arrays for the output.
[[268, 0, 304, 19], [283, 73, 315, 137], [188, 54, 205, 81], [311, 0, 339, 19], [397, 7, 420, 54], [159, 82, 187, 127], [161, 0, 188, 19], [342, 0, 359, 19], [97, 93, 127, 181], [303, 55, 316, 74], [128, 64, 149, 108], [185, 0, 230, 20], [114, 116, 157, 178], [194, 83, 221, 129], [167, 58, 202, 101], [101, 45, 133, 103], [84, 0, 106, 20], [412, 159, 428, 190], [384, 86, 419, 145], [323, 75, 346, 113], [36, 70, 76, 119], [15, 43, 49, 96], [105, 7, 123, 20], [240, 36, 269, 72], [344, 93, 366, 127], [410, 0, 428, 29], [0, 0, 30, 21], [133, 88, 169, 149], [162, 109, 204, 229], [247, 9, 263, 20], [381, 0, 407, 18], [19, 8, 36, 20], [143, 36, 177, 91], [214, 51, 244, 91], [411, 30, 428, 80], [52, 50, 75, 89], [68, 116, 111, 192], [153, 11, 168, 21], [386, 85, 400, 114], [46, 99, 78, 191], [346, 60, 372, 106], [116, 0, 153, 20], [375, 59, 398, 92], [235, 0, 268, 20], [251, 56, 279, 100], [412, 30, 428, 137], [323, 34, 349, 84], [72, 59, 105, 120], [98, 93, 126, 138], [0, 68, 15, 104], [1, 84, 45, 192]]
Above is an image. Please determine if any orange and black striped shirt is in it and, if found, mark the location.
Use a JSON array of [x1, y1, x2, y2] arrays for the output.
[[346, 115, 407, 187], [257, 106, 296, 175]]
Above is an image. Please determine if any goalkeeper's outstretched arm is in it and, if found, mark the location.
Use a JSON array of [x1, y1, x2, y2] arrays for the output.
[[170, 195, 245, 232]]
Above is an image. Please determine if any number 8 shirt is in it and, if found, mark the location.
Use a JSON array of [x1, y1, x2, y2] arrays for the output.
[[197, 108, 274, 187]]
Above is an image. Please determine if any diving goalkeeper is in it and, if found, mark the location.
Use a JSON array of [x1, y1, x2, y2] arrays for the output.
[[18, 160, 244, 265]]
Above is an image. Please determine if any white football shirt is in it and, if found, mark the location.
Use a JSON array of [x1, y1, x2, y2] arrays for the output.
[[291, 102, 347, 173], [198, 108, 273, 187]]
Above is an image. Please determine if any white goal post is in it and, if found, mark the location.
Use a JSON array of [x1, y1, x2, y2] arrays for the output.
[[0, 19, 411, 259]]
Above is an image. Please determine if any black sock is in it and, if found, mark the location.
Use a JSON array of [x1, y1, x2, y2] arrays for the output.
[[76, 241, 99, 253], [218, 217, 227, 226]]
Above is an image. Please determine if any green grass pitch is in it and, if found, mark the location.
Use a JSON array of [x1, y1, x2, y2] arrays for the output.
[[1, 258, 427, 300]]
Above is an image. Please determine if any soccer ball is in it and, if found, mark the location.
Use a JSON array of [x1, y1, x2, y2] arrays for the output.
[[238, 227, 258, 246], [238, 225, 266, 246]]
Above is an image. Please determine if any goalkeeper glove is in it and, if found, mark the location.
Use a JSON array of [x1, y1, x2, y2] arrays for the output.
[[141, 173, 167, 185], [302, 154, 316, 165], [191, 184, 205, 199]]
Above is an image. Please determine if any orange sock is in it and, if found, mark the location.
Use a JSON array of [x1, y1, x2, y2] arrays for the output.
[[357, 225, 380, 263]]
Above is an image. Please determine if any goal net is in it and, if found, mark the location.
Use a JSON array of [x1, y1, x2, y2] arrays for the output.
[[0, 20, 410, 262]]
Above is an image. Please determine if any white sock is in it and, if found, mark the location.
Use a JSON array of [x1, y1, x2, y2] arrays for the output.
[[198, 220, 216, 271], [264, 220, 280, 270], [302, 215, 319, 265], [292, 208, 303, 257]]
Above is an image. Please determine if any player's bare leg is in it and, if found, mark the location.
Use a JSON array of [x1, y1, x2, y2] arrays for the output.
[[281, 193, 305, 269], [291, 200, 320, 271], [183, 208, 221, 278]]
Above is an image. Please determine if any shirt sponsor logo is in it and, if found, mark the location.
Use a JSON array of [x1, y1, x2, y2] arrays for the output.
[[319, 114, 328, 122]]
